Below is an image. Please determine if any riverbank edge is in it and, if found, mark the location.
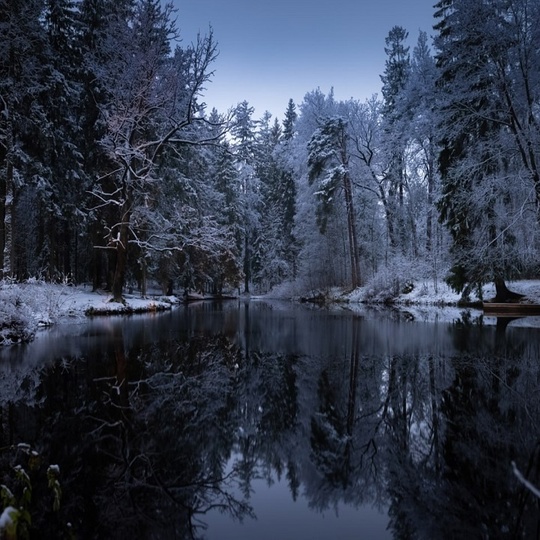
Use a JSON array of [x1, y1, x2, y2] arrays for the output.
[[295, 279, 540, 309], [0, 283, 232, 346], [3, 279, 540, 346]]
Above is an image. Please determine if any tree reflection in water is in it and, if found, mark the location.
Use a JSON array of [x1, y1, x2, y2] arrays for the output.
[[0, 304, 538, 539]]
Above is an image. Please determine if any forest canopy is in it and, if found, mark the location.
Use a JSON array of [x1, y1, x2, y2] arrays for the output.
[[1, 0, 539, 301]]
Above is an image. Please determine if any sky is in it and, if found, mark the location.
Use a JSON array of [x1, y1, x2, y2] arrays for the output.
[[171, 0, 437, 121]]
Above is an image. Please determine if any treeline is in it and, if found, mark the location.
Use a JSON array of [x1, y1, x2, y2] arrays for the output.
[[1, 0, 540, 300]]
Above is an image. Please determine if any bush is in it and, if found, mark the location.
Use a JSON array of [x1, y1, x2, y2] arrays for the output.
[[362, 259, 420, 304], [0, 283, 37, 345]]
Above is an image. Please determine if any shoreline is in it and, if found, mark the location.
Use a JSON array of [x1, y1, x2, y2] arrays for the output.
[[3, 279, 540, 346]]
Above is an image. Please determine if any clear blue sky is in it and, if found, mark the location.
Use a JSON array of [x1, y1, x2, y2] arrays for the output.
[[171, 0, 436, 120]]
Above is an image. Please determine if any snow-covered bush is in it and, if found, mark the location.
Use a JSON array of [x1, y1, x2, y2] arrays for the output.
[[0, 283, 38, 345], [363, 259, 420, 304], [363, 270, 402, 304], [265, 279, 304, 299]]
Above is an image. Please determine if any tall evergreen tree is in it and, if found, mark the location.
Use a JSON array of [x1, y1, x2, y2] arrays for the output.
[[231, 101, 260, 293], [405, 31, 439, 255], [307, 117, 361, 288], [435, 0, 500, 295], [380, 26, 411, 252], [282, 98, 297, 141], [381, 26, 411, 119], [0, 0, 51, 278], [434, 0, 539, 299], [36, 0, 84, 280], [254, 112, 299, 290]]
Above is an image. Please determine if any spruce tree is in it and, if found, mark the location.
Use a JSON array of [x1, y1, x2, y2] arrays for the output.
[[282, 98, 297, 141], [380, 26, 411, 252], [434, 0, 537, 299], [0, 0, 50, 278], [307, 117, 361, 288]]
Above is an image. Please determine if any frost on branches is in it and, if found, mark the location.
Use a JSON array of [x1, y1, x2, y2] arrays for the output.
[[0, 283, 37, 345]]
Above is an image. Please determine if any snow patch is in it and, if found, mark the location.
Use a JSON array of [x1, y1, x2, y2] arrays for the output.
[[0, 506, 17, 530], [0, 281, 178, 346]]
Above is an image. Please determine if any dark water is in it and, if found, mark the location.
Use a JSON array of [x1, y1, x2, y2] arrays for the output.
[[0, 301, 539, 539]]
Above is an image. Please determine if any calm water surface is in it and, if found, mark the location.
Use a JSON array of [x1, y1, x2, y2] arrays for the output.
[[0, 300, 539, 539]]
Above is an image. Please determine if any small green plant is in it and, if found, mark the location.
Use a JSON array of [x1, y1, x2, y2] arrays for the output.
[[0, 444, 62, 539]]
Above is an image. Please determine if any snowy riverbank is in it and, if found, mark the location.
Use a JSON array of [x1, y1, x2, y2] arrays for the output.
[[345, 278, 540, 306], [3, 279, 540, 346], [0, 281, 177, 346]]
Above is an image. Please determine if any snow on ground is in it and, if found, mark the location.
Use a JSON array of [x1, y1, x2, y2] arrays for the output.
[[20, 282, 175, 323], [335, 279, 540, 326], [3, 278, 540, 346], [341, 278, 540, 306], [0, 281, 177, 345]]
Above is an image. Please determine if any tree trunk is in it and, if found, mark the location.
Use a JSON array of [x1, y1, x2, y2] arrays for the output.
[[426, 136, 436, 253], [243, 234, 250, 294], [91, 222, 102, 291], [111, 200, 132, 303], [376, 179, 397, 250], [2, 122, 14, 280], [343, 170, 361, 288], [63, 219, 71, 280], [48, 218, 57, 281], [493, 277, 524, 303], [140, 257, 147, 297]]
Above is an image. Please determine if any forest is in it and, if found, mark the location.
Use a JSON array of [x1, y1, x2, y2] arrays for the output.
[[1, 0, 540, 302]]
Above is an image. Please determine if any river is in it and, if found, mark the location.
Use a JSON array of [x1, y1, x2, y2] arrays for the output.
[[0, 300, 538, 539]]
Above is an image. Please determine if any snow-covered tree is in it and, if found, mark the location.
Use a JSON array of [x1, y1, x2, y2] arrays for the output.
[[307, 116, 361, 287], [380, 26, 411, 253], [406, 31, 440, 255], [90, 0, 220, 301], [292, 89, 352, 290], [253, 111, 298, 290], [435, 0, 540, 299], [231, 101, 261, 293], [0, 0, 50, 278], [282, 98, 298, 141]]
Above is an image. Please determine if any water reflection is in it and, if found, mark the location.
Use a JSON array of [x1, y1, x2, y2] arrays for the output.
[[0, 302, 539, 539]]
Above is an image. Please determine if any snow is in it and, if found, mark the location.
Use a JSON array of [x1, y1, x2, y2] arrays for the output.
[[48, 464, 60, 475], [333, 279, 540, 327], [3, 278, 540, 347], [0, 506, 17, 530], [0, 281, 177, 346], [334, 278, 540, 306]]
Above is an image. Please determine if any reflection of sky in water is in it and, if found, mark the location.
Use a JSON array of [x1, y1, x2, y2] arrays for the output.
[[205, 458, 390, 540]]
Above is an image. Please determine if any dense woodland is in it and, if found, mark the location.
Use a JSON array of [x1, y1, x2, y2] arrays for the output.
[[1, 0, 540, 301]]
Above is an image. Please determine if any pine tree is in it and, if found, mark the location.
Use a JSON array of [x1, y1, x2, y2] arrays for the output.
[[435, 0, 499, 294], [254, 112, 298, 290], [37, 0, 84, 280], [231, 101, 260, 293], [381, 26, 411, 119], [282, 98, 297, 141], [380, 26, 411, 253], [406, 31, 439, 255], [0, 0, 50, 278], [307, 117, 361, 288], [434, 0, 539, 298]]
